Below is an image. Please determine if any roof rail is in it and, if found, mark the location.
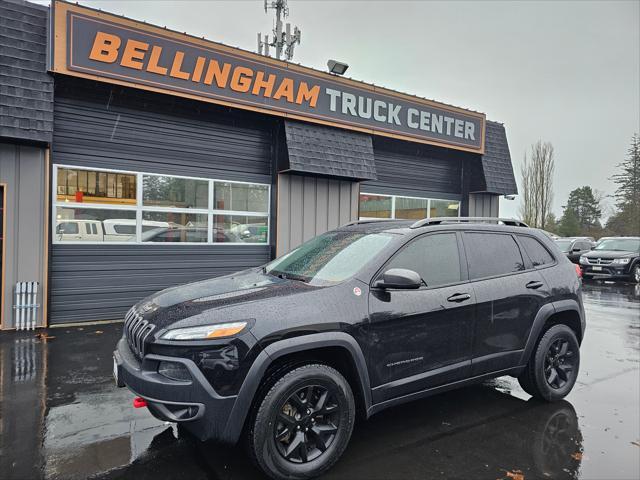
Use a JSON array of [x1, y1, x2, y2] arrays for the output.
[[342, 218, 397, 227], [410, 217, 529, 229]]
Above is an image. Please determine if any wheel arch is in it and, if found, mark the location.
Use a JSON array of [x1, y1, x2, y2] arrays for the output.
[[520, 300, 584, 366], [221, 332, 372, 445]]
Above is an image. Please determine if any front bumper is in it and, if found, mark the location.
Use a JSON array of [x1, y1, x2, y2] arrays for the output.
[[581, 265, 630, 279], [113, 338, 238, 443]]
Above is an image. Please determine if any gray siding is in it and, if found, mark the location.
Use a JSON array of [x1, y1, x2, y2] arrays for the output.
[[0, 142, 48, 329], [0, 0, 53, 144], [362, 138, 465, 199], [50, 79, 274, 324], [469, 193, 500, 217], [50, 244, 271, 323], [277, 174, 358, 256]]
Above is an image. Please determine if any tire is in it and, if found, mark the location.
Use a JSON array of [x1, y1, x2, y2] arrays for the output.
[[247, 363, 355, 480], [518, 324, 580, 402], [630, 263, 640, 283]]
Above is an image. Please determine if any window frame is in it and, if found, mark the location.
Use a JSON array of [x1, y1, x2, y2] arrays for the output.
[[371, 231, 469, 290], [52, 164, 271, 246], [359, 192, 461, 221]]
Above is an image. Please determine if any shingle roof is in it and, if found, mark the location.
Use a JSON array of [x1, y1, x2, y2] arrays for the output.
[[476, 121, 518, 195], [284, 120, 377, 181], [0, 0, 53, 144]]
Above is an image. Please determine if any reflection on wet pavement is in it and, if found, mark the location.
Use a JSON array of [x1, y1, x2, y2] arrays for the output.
[[0, 281, 638, 480]]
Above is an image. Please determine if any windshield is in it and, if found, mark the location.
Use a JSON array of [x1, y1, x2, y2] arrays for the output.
[[265, 231, 394, 286], [595, 238, 640, 252], [554, 239, 573, 252]]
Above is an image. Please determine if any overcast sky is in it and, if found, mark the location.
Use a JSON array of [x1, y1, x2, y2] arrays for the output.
[[35, 0, 640, 219]]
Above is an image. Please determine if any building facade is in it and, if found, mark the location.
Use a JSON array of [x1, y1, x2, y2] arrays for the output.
[[0, 0, 517, 329]]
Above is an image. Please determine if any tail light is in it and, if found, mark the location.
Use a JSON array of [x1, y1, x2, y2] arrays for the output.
[[575, 264, 583, 278]]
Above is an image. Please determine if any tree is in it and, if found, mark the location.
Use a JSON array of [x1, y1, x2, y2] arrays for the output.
[[557, 186, 602, 237], [558, 208, 581, 237], [519, 141, 555, 229], [608, 134, 640, 236]]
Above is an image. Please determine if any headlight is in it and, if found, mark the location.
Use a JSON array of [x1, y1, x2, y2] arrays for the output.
[[612, 258, 630, 265], [579, 256, 588, 265], [161, 321, 247, 340]]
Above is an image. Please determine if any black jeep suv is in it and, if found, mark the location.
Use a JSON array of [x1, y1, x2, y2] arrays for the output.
[[579, 236, 640, 282], [113, 217, 585, 479]]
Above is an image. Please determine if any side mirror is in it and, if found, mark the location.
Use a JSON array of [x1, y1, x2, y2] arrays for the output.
[[572, 248, 581, 253], [374, 268, 422, 289], [590, 246, 596, 250]]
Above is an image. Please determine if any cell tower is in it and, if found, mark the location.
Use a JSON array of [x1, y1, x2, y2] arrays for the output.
[[257, 0, 301, 61]]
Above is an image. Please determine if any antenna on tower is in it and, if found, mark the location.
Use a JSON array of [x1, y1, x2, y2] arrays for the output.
[[257, 0, 301, 61]]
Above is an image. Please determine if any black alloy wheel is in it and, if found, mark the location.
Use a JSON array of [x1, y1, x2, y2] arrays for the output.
[[543, 338, 576, 389], [274, 384, 340, 463], [247, 363, 355, 480], [518, 324, 580, 402]]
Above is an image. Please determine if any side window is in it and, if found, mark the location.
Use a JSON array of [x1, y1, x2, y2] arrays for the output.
[[518, 235, 555, 267], [578, 242, 590, 251], [465, 233, 525, 279], [57, 222, 79, 235], [386, 233, 461, 287]]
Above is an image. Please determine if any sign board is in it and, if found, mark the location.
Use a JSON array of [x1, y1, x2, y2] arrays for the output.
[[51, 1, 486, 153]]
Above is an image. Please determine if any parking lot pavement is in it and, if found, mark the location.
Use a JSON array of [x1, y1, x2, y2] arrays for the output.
[[0, 281, 638, 480]]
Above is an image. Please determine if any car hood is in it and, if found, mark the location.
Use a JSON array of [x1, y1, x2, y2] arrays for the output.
[[583, 250, 637, 259], [137, 268, 319, 330]]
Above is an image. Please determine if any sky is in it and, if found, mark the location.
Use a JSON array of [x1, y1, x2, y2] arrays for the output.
[[34, 0, 640, 219]]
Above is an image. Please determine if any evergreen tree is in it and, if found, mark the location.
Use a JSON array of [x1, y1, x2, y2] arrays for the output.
[[608, 134, 640, 236], [558, 186, 602, 236]]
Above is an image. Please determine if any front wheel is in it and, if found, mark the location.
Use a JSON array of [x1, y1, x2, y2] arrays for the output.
[[518, 324, 580, 402], [247, 363, 355, 480], [630, 263, 640, 283]]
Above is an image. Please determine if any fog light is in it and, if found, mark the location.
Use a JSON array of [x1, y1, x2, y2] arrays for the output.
[[158, 361, 191, 381]]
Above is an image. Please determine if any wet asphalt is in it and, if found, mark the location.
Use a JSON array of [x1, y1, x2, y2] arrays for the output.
[[0, 280, 638, 480]]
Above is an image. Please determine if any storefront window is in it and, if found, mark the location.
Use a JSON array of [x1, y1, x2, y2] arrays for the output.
[[214, 182, 269, 213], [142, 175, 209, 209], [359, 193, 459, 220], [53, 165, 270, 244], [431, 199, 460, 218], [359, 194, 392, 219], [56, 167, 136, 205], [141, 212, 209, 243], [395, 197, 429, 220], [212, 215, 269, 243]]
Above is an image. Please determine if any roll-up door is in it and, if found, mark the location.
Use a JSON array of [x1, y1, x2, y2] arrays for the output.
[[50, 79, 274, 324], [362, 138, 465, 199]]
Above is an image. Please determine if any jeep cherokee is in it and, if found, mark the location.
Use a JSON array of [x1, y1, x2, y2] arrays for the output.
[[113, 217, 585, 479]]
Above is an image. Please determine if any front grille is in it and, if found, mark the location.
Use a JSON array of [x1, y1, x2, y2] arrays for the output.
[[124, 308, 156, 359], [586, 257, 613, 265]]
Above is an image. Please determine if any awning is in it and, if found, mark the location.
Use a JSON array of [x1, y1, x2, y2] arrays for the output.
[[470, 121, 518, 195], [282, 120, 377, 181]]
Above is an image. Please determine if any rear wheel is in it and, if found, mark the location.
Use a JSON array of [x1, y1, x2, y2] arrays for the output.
[[247, 363, 355, 480], [518, 324, 580, 402]]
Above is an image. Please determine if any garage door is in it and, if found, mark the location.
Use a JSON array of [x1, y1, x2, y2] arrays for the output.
[[50, 79, 274, 324]]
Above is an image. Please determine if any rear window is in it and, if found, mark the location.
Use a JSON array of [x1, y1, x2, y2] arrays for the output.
[[464, 232, 525, 279], [519, 235, 555, 267]]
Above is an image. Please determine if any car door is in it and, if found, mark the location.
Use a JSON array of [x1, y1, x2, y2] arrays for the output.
[[462, 232, 551, 376], [366, 231, 476, 404]]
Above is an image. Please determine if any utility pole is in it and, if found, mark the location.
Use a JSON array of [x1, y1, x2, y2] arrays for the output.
[[257, 0, 301, 61]]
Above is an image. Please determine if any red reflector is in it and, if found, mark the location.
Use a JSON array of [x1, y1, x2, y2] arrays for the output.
[[575, 264, 583, 278], [133, 397, 147, 408]]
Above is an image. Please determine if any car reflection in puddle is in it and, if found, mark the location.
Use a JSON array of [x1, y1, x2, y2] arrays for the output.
[[86, 385, 582, 480]]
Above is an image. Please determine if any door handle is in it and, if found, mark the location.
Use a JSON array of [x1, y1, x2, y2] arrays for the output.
[[526, 281, 544, 289], [447, 293, 471, 303]]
